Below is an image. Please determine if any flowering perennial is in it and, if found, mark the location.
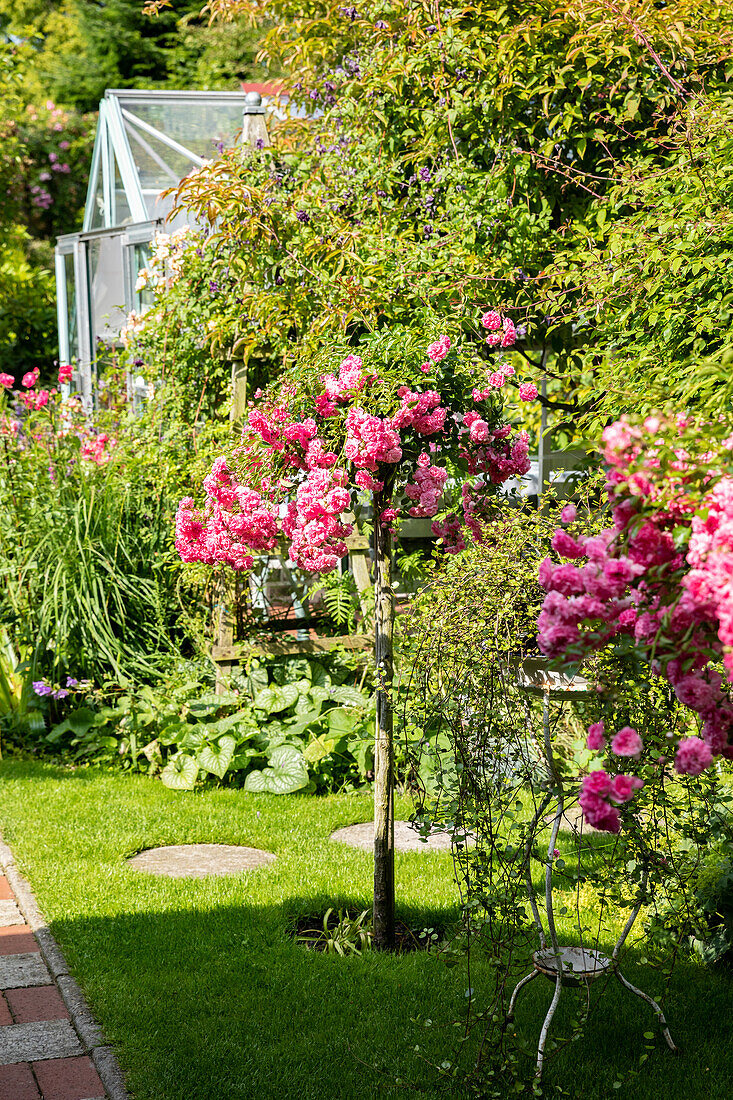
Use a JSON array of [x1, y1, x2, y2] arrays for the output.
[[538, 413, 733, 829], [176, 313, 537, 575]]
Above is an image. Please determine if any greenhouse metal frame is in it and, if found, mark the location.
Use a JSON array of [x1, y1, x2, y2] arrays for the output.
[[55, 88, 260, 407]]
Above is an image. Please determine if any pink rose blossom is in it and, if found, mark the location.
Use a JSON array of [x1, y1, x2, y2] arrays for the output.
[[611, 726, 643, 758], [586, 721, 606, 751], [519, 382, 538, 401], [674, 737, 713, 776]]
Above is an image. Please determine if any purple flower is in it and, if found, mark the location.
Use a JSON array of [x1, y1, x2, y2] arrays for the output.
[[66, 677, 79, 688], [32, 682, 53, 696], [209, 281, 219, 293], [419, 167, 431, 181], [374, 20, 388, 29], [426, 24, 437, 35], [53, 689, 69, 700], [296, 211, 310, 224], [255, 138, 265, 150]]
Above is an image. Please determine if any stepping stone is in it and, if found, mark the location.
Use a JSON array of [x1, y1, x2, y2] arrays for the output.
[[127, 843, 276, 878], [331, 820, 454, 852], [0, 1019, 82, 1065], [0, 954, 50, 990], [0, 900, 23, 928], [558, 804, 600, 835]]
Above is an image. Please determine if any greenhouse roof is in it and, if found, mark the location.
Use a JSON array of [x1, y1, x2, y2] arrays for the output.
[[84, 89, 255, 231]]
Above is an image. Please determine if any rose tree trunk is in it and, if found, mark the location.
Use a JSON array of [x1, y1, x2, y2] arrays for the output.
[[372, 492, 395, 950]]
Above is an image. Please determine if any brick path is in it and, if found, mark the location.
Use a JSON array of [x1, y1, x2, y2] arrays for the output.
[[0, 845, 127, 1100]]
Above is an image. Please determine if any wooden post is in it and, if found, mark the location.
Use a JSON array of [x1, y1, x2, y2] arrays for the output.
[[372, 491, 395, 950], [345, 532, 373, 624], [214, 352, 247, 692]]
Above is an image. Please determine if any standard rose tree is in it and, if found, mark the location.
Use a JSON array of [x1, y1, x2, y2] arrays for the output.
[[175, 313, 537, 947], [537, 413, 733, 831]]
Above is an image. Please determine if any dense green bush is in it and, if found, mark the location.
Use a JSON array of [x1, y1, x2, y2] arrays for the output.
[[30, 651, 380, 795]]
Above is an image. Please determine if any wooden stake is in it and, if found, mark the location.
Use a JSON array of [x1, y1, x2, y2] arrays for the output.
[[372, 494, 395, 950]]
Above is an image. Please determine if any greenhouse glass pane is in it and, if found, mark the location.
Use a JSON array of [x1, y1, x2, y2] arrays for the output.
[[64, 252, 79, 361], [88, 155, 106, 229], [87, 236, 127, 347], [113, 154, 133, 226], [124, 119, 196, 189], [123, 99, 244, 159], [133, 243, 154, 311]]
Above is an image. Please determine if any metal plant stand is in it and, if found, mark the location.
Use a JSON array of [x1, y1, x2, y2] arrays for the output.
[[510, 663, 678, 1080]]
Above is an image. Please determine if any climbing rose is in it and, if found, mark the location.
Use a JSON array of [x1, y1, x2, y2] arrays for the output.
[[22, 369, 39, 388], [519, 382, 538, 401], [674, 737, 713, 776], [611, 727, 643, 758], [586, 721, 606, 751], [0, 373, 13, 388]]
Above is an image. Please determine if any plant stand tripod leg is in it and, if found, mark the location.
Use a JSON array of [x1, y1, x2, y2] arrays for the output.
[[507, 969, 539, 1020], [616, 971, 678, 1053], [536, 973, 562, 1080]]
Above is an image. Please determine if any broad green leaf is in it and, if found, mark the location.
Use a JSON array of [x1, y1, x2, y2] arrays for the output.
[[253, 684, 299, 714], [329, 685, 369, 707], [188, 691, 239, 717], [327, 707, 360, 736], [197, 735, 237, 778], [160, 753, 199, 790], [244, 745, 309, 794]]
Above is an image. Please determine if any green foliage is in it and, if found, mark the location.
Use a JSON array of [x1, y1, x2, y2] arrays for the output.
[[0, 227, 57, 376], [296, 907, 373, 955], [137, 0, 730, 430], [3, 0, 271, 114], [38, 651, 378, 794], [0, 379, 220, 685], [542, 94, 733, 430]]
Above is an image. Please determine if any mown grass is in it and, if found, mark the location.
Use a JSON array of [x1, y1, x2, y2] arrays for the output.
[[0, 759, 731, 1099]]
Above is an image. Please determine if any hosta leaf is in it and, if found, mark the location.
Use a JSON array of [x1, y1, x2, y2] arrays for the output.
[[197, 735, 237, 778], [244, 745, 309, 794], [254, 684, 300, 714], [160, 753, 199, 790], [188, 691, 239, 717], [329, 685, 369, 707]]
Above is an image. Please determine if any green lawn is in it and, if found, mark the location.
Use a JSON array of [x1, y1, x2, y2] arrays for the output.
[[0, 759, 731, 1099]]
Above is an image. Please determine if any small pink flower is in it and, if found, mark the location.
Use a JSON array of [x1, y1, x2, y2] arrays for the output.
[[58, 364, 73, 385], [674, 737, 713, 776], [519, 382, 538, 401], [481, 310, 502, 331], [560, 503, 577, 524], [0, 373, 14, 388], [582, 769, 612, 796], [22, 369, 39, 388], [488, 372, 505, 388], [611, 726, 643, 758], [586, 721, 606, 751], [485, 333, 501, 347]]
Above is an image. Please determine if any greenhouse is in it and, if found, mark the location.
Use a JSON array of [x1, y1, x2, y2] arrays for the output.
[[54, 88, 270, 407]]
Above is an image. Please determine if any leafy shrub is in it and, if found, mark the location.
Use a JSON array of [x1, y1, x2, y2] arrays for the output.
[[37, 652, 378, 794]]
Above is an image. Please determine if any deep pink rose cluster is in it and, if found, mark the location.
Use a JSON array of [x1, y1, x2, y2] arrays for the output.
[[177, 323, 537, 576], [538, 414, 733, 831]]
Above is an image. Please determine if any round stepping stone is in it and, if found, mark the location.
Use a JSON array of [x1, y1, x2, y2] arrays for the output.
[[331, 820, 453, 853], [558, 804, 600, 835], [127, 844, 275, 878]]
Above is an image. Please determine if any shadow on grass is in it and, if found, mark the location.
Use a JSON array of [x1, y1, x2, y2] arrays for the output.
[[45, 899, 733, 1100]]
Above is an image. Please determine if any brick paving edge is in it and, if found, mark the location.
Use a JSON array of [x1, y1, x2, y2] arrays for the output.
[[0, 835, 129, 1100]]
